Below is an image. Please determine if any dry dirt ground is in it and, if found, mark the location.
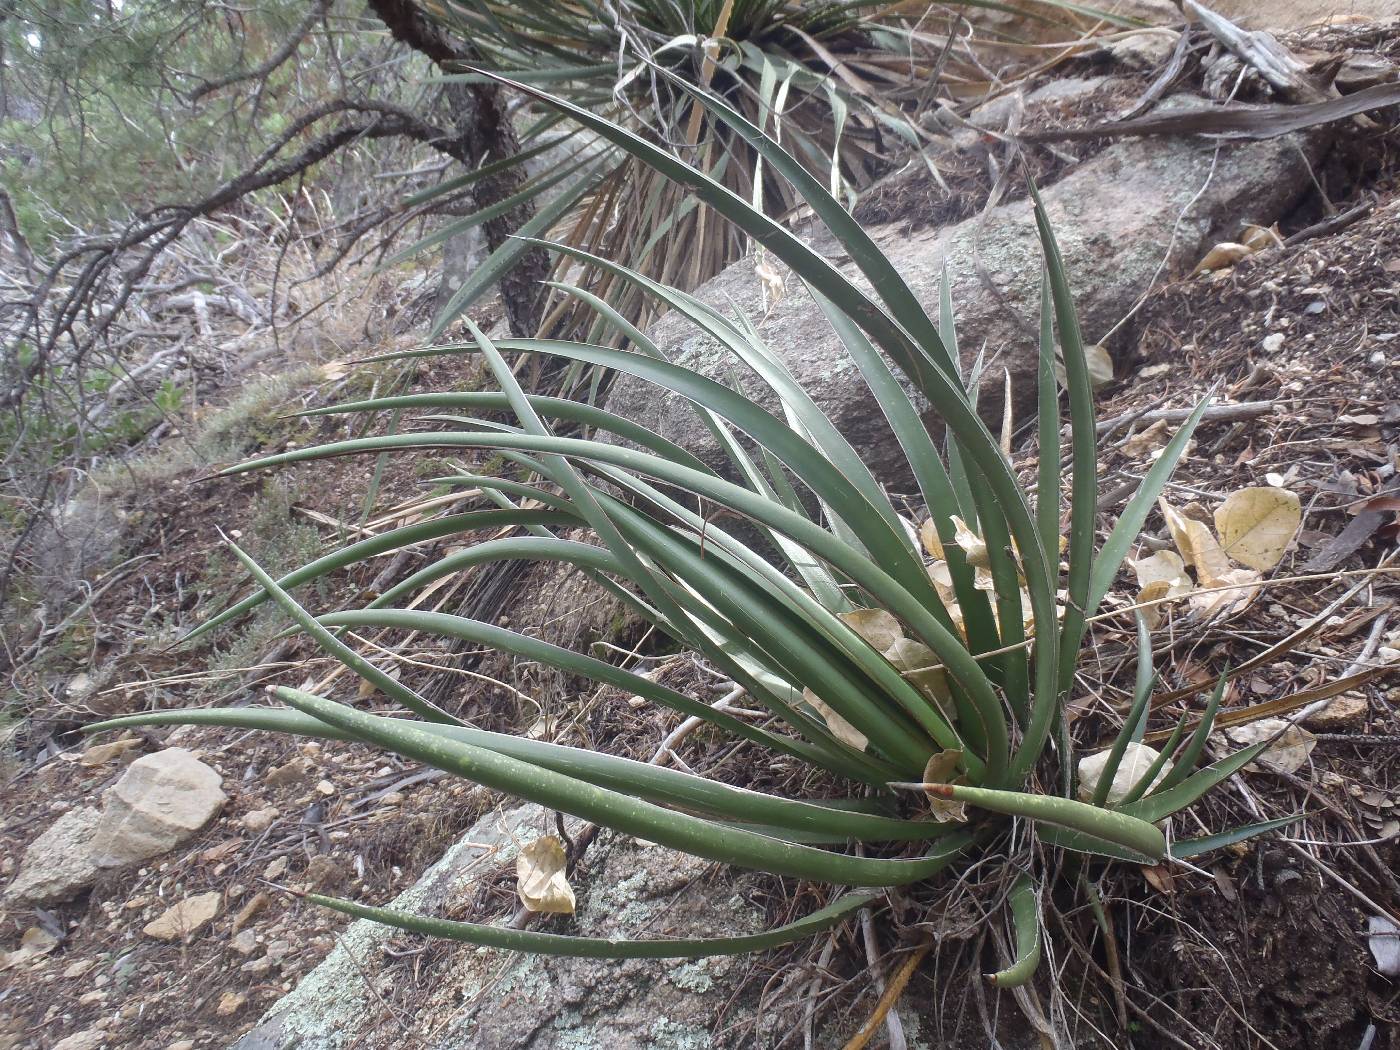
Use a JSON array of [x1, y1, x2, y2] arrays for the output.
[[4, 23, 1400, 1050]]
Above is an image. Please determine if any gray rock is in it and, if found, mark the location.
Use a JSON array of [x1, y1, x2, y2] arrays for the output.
[[88, 748, 226, 869], [608, 101, 1325, 487], [1102, 29, 1181, 71], [232, 801, 549, 1050], [3, 805, 102, 905]]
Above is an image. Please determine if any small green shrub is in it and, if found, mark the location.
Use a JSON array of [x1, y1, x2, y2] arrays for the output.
[[92, 77, 1287, 983]]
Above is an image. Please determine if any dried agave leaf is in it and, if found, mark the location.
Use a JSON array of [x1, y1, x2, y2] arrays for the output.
[[1159, 497, 1231, 584], [1189, 567, 1261, 619], [1077, 742, 1171, 805], [78, 735, 142, 767], [1193, 241, 1254, 274], [922, 749, 968, 823], [1214, 486, 1301, 571], [1225, 718, 1316, 775], [919, 517, 945, 560], [516, 835, 576, 915], [839, 608, 904, 652], [803, 688, 869, 751]]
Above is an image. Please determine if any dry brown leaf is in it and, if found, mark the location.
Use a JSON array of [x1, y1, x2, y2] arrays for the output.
[[922, 749, 968, 823], [951, 516, 989, 569], [754, 252, 786, 305], [1189, 567, 1261, 619], [1122, 418, 1171, 459], [839, 608, 904, 652], [1225, 719, 1316, 775], [1131, 550, 1193, 598], [516, 836, 576, 915], [1, 927, 59, 971], [1193, 241, 1254, 274], [1214, 486, 1301, 571], [919, 518, 945, 560], [79, 736, 142, 767], [1077, 742, 1171, 805], [803, 688, 868, 751], [884, 637, 953, 713], [1135, 580, 1173, 630], [1159, 497, 1232, 584]]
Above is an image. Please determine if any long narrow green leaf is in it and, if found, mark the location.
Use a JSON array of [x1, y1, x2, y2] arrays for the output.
[[309, 887, 874, 959], [277, 686, 972, 885], [987, 874, 1042, 987], [224, 540, 460, 725], [1170, 815, 1302, 860], [1120, 741, 1270, 825], [932, 783, 1166, 860]]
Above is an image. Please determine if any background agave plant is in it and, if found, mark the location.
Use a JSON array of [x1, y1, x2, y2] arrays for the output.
[[90, 73, 1290, 985], [401, 0, 1137, 351]]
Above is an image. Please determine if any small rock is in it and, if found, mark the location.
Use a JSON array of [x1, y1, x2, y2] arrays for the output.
[[304, 855, 344, 891], [143, 891, 221, 941], [215, 991, 247, 1017], [1262, 333, 1286, 353], [240, 807, 279, 834], [1303, 693, 1368, 731], [52, 1030, 105, 1050], [241, 956, 274, 976], [232, 891, 269, 933], [265, 758, 307, 788], [89, 749, 226, 869], [3, 806, 102, 905], [64, 959, 95, 979], [263, 857, 288, 881], [1103, 29, 1180, 71], [78, 990, 107, 1006], [230, 929, 259, 955], [264, 939, 292, 965], [166, 1041, 195, 1050], [65, 673, 97, 703]]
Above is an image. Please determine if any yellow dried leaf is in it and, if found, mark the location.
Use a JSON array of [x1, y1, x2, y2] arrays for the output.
[[919, 518, 945, 560], [921, 749, 967, 823], [1214, 486, 1301, 571], [1, 927, 59, 971], [79, 736, 142, 767], [839, 608, 904, 652], [1193, 241, 1254, 274], [1158, 497, 1231, 584], [516, 836, 576, 915], [1135, 580, 1172, 630], [884, 637, 953, 714], [1189, 567, 1261, 619], [1122, 418, 1171, 459], [1130, 550, 1193, 598], [803, 688, 869, 751], [951, 516, 989, 569]]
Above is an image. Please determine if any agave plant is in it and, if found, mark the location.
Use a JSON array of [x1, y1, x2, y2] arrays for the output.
[[90, 73, 1289, 984], [402, 0, 1136, 345]]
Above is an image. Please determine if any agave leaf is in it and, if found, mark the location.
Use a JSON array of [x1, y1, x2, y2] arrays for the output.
[[1170, 814, 1303, 859], [307, 888, 878, 959], [1119, 742, 1271, 825], [987, 874, 1042, 987], [928, 783, 1166, 860]]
